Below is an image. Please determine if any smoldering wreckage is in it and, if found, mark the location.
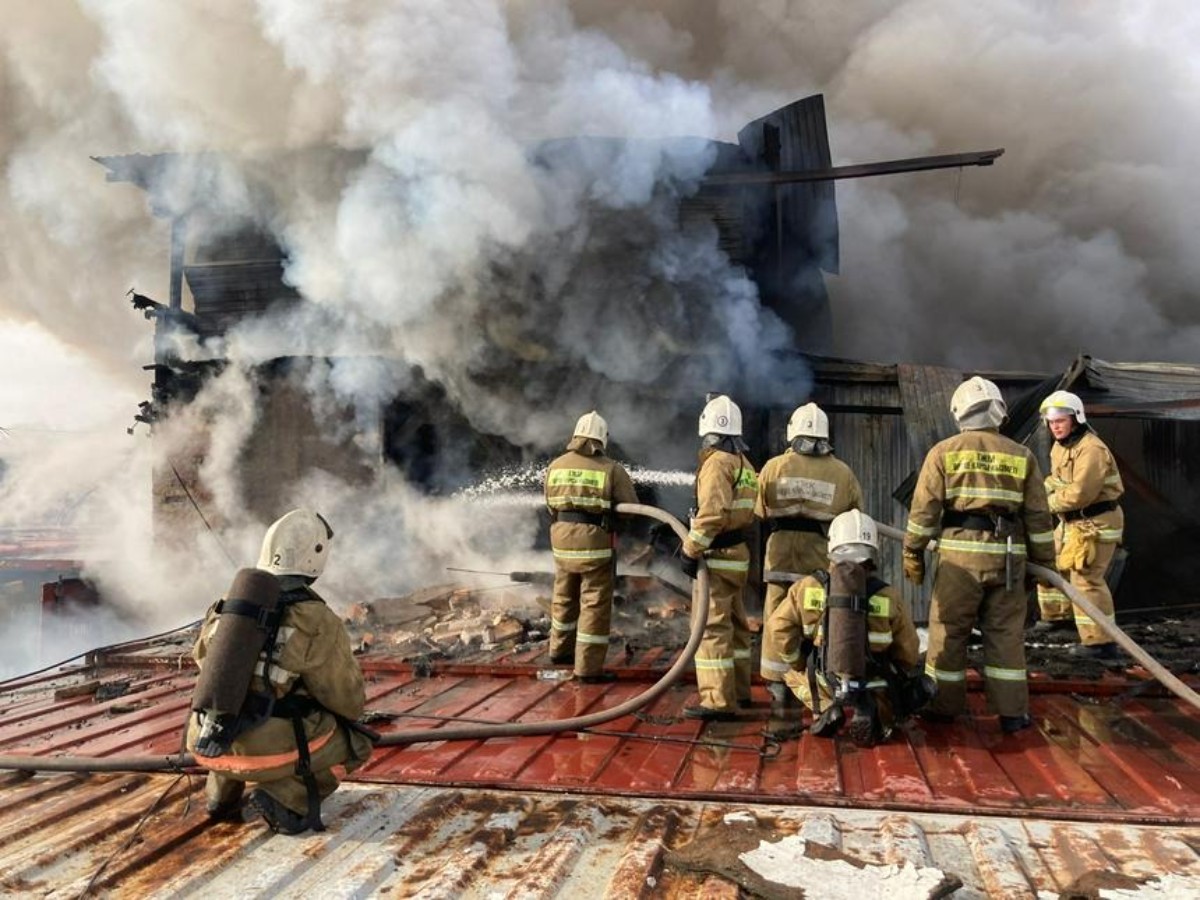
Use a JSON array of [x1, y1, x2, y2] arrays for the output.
[[2, 96, 1200, 899]]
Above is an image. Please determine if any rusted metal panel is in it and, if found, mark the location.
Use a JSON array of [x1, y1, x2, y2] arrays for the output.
[[4, 644, 1200, 897], [2, 776, 1197, 898]]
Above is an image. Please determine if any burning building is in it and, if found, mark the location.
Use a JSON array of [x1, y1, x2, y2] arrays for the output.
[[93, 93, 1200, 617], [96, 95, 1015, 603]]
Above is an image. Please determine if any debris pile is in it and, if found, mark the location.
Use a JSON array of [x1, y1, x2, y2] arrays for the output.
[[344, 545, 696, 664]]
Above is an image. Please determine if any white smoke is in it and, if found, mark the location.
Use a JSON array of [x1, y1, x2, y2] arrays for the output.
[[4, 1, 1200, 670]]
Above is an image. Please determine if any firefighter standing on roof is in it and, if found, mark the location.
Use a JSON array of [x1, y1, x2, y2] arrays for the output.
[[544, 411, 638, 682], [680, 395, 759, 721], [1035, 391, 1125, 660], [903, 377, 1056, 734], [187, 509, 373, 835], [755, 402, 863, 696]]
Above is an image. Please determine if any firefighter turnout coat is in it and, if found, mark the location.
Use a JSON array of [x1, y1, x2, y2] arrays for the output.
[[684, 447, 758, 711], [544, 437, 638, 674], [1039, 429, 1125, 644], [755, 449, 863, 653], [904, 429, 1055, 718], [186, 589, 372, 815]]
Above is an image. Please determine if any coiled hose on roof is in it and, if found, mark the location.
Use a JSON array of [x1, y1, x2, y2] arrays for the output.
[[0, 502, 710, 773]]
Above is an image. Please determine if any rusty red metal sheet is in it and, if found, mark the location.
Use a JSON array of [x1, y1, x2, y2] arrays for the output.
[[2, 642, 1199, 827]]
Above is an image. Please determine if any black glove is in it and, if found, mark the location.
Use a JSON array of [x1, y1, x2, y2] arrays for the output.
[[680, 554, 699, 580]]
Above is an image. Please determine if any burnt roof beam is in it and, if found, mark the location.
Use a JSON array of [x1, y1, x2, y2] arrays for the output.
[[703, 148, 1004, 187]]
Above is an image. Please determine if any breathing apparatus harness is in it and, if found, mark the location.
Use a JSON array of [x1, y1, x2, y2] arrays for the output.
[[190, 568, 333, 832], [805, 566, 935, 746]]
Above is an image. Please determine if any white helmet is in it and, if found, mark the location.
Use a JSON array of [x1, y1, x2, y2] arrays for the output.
[[1039, 390, 1087, 424], [698, 395, 742, 437], [950, 376, 1007, 426], [827, 509, 878, 563], [787, 402, 829, 442], [573, 410, 608, 447], [257, 509, 334, 579]]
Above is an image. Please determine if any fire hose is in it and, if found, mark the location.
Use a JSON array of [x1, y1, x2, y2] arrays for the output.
[[0, 502, 710, 773], [875, 522, 1200, 713], [3, 510, 1198, 774]]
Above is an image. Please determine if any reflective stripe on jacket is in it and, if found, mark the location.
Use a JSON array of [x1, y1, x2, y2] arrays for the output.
[[685, 449, 758, 557], [761, 574, 920, 676], [545, 440, 638, 562], [904, 429, 1056, 570], [1047, 430, 1124, 543]]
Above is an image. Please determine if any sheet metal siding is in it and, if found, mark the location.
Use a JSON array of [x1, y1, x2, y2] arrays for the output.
[[776, 94, 839, 275], [1, 777, 1197, 899], [896, 364, 962, 465], [1136, 419, 1200, 513], [736, 95, 839, 276], [1081, 358, 1200, 420]]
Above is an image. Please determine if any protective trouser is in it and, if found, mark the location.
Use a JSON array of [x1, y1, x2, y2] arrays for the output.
[[204, 723, 354, 816], [761, 531, 828, 625], [1036, 527, 1117, 646], [550, 559, 615, 676], [925, 561, 1028, 718], [693, 545, 753, 711]]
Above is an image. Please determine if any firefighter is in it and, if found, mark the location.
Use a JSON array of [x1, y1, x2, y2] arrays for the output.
[[755, 402, 863, 703], [1034, 391, 1125, 660], [763, 510, 931, 746], [544, 411, 638, 682], [187, 509, 374, 835], [680, 395, 759, 720], [903, 377, 1056, 733]]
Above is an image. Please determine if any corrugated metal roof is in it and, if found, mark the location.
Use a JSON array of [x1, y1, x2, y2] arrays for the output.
[[1070, 357, 1200, 420], [3, 640, 1198, 824], [3, 778, 1198, 898], [2, 636, 1200, 896]]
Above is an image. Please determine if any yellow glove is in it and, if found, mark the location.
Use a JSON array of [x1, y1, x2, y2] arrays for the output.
[[902, 549, 926, 585], [1057, 523, 1099, 572], [1047, 492, 1062, 514]]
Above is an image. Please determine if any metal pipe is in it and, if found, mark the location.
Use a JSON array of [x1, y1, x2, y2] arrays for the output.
[[0, 502, 710, 772], [877, 522, 1200, 712]]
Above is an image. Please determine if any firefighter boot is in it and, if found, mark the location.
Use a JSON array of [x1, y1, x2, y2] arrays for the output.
[[205, 774, 244, 822], [764, 682, 805, 741], [248, 790, 310, 836], [898, 673, 938, 720], [766, 682, 799, 717], [810, 704, 846, 739], [847, 692, 883, 748]]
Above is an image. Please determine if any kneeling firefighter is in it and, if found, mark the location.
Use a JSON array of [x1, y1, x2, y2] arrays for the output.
[[187, 509, 375, 835], [763, 510, 934, 746]]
